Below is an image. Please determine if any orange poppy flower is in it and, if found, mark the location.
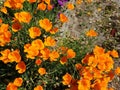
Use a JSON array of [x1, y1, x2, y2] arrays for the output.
[[67, 49, 76, 59], [59, 13, 68, 23], [4, 0, 24, 9], [24, 43, 31, 52], [70, 79, 78, 90], [86, 29, 98, 37], [1, 7, 7, 14], [6, 82, 18, 90], [49, 51, 59, 61], [12, 21, 22, 32], [31, 39, 44, 50], [29, 27, 41, 39], [81, 54, 91, 64], [50, 27, 58, 34], [93, 45, 105, 55], [67, 3, 74, 10], [44, 0, 50, 5], [62, 73, 72, 85], [60, 56, 67, 64], [47, 4, 53, 10], [44, 36, 56, 46], [59, 46, 68, 54], [37, 2, 46, 11], [25, 46, 39, 59], [34, 85, 43, 90], [8, 50, 21, 63], [35, 59, 42, 66], [108, 70, 115, 80], [39, 18, 52, 32], [0, 18, 2, 24], [78, 78, 90, 90], [13, 77, 23, 87], [14, 11, 32, 23], [4, 0, 12, 8], [75, 63, 82, 70], [0, 49, 11, 64], [40, 48, 50, 60], [0, 24, 9, 32], [76, 0, 83, 4], [28, 0, 36, 3], [115, 67, 120, 75], [38, 67, 46, 75], [86, 29, 96, 36], [16, 61, 26, 73], [110, 49, 119, 58]]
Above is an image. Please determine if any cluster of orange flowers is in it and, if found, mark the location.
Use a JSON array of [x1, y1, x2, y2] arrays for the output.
[[0, 24, 11, 46], [0, 0, 120, 90], [6, 77, 23, 90], [62, 45, 120, 90]]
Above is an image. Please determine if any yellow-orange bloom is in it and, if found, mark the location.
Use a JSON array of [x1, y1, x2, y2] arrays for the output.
[[39, 18, 52, 32], [40, 48, 50, 60], [8, 50, 21, 63], [16, 61, 26, 74], [78, 78, 90, 90], [14, 11, 32, 23], [115, 67, 120, 75], [67, 49, 76, 58], [49, 51, 59, 61], [0, 18, 2, 24], [38, 68, 46, 75], [59, 13, 68, 23], [60, 56, 67, 64], [34, 85, 43, 90], [37, 2, 46, 11], [29, 27, 41, 39], [86, 29, 98, 37], [13, 77, 23, 87], [108, 87, 114, 90], [50, 27, 58, 34], [28, 0, 36, 3], [47, 4, 53, 10], [44, 0, 50, 5], [62, 73, 72, 85], [67, 3, 74, 10], [1, 7, 7, 14], [110, 49, 119, 58], [93, 45, 105, 55], [75, 63, 82, 70], [6, 83, 18, 90], [35, 59, 42, 66], [4, 0, 24, 9], [44, 36, 56, 46], [0, 49, 10, 64], [0, 24, 11, 46], [12, 21, 22, 32], [31, 39, 44, 50], [76, 0, 83, 4]]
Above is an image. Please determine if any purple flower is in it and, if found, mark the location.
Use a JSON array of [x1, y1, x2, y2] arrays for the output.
[[58, 0, 68, 6]]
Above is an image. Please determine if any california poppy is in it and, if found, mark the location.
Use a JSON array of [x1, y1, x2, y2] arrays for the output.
[[39, 18, 52, 32], [59, 13, 68, 23], [13, 77, 23, 87], [38, 67, 46, 75], [16, 61, 26, 73], [62, 73, 72, 85], [34, 85, 43, 90], [29, 27, 41, 39], [86, 29, 98, 37]]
